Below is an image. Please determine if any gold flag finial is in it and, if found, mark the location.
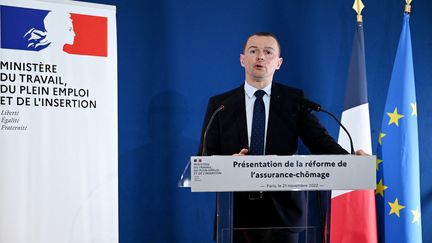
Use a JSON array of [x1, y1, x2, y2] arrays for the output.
[[352, 0, 365, 22], [405, 0, 412, 13]]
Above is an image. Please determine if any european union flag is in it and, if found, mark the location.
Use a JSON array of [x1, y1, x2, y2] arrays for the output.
[[376, 13, 422, 243]]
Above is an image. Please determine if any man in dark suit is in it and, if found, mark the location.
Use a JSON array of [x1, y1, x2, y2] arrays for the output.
[[199, 32, 348, 243]]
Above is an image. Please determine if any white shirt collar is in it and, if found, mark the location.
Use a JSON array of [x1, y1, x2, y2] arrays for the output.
[[244, 81, 272, 99]]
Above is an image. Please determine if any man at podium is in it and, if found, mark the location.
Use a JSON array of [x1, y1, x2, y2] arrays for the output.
[[199, 32, 348, 243]]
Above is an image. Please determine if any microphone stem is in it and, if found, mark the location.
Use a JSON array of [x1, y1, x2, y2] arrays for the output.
[[202, 105, 224, 156], [319, 108, 355, 155]]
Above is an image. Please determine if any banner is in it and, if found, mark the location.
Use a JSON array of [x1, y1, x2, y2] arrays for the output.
[[0, 0, 118, 242]]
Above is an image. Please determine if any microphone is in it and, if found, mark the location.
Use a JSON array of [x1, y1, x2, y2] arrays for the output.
[[201, 105, 224, 156], [290, 95, 355, 154], [289, 94, 322, 111], [199, 104, 225, 243]]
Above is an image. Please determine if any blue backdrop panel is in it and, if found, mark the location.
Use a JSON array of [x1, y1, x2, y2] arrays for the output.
[[87, 0, 432, 242]]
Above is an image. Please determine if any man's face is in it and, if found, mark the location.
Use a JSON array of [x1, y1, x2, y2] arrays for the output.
[[240, 35, 283, 85]]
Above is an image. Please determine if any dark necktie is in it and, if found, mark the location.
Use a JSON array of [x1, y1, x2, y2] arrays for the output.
[[249, 90, 266, 155]]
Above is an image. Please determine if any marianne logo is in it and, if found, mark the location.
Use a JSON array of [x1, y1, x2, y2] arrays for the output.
[[0, 5, 108, 57]]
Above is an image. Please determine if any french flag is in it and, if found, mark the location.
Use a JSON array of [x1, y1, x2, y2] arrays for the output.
[[0, 5, 107, 57], [330, 17, 378, 243]]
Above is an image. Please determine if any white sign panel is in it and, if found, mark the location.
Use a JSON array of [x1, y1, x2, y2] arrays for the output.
[[191, 155, 375, 192], [0, 0, 117, 243]]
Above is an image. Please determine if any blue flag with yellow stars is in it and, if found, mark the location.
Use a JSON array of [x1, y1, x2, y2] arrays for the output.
[[375, 13, 422, 243]]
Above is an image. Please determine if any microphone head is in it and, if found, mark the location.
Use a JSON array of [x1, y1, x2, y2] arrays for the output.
[[289, 95, 321, 111]]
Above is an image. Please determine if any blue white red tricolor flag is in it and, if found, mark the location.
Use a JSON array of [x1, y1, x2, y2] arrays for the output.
[[330, 19, 378, 243], [0, 5, 107, 56]]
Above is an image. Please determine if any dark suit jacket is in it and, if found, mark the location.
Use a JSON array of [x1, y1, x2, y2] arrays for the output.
[[199, 82, 347, 230]]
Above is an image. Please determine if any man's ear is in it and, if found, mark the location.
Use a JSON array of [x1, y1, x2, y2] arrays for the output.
[[240, 54, 245, 67], [276, 57, 283, 70]]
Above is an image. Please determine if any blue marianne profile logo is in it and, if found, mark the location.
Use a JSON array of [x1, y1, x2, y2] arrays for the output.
[[1, 5, 75, 52]]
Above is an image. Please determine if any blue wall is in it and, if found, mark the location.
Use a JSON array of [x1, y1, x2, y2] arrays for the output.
[[87, 0, 432, 242]]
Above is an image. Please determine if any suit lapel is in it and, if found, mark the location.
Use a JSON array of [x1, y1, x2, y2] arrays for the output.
[[226, 86, 248, 150], [267, 84, 284, 154]]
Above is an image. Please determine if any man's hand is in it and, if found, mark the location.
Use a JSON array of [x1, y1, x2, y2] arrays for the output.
[[233, 148, 248, 156], [355, 149, 369, 156]]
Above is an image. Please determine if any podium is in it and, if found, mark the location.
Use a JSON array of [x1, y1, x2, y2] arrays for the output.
[[179, 155, 375, 243]]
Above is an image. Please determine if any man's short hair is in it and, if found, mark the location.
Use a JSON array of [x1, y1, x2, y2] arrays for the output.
[[242, 32, 281, 56]]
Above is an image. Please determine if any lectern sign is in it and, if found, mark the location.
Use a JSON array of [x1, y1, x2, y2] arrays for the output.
[[191, 155, 375, 192]]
